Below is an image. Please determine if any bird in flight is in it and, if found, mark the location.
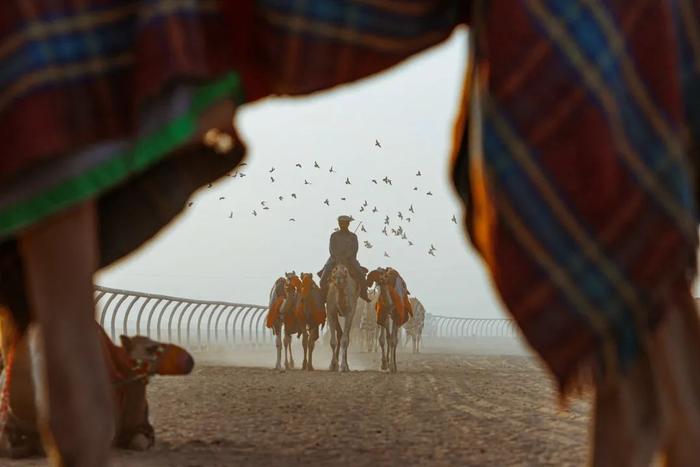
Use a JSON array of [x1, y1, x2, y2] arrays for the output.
[[428, 249, 436, 257], [391, 228, 397, 236], [364, 240, 373, 249], [372, 206, 378, 213], [361, 225, 367, 232], [270, 176, 275, 183], [252, 210, 257, 216], [324, 199, 330, 206], [329, 166, 335, 173], [452, 214, 457, 224], [372, 179, 378, 184], [426, 191, 433, 196], [263, 206, 270, 210], [218, 196, 225, 200], [228, 211, 233, 218], [269, 167, 275, 173], [360, 206, 365, 212], [188, 202, 193, 207], [278, 196, 284, 201], [409, 205, 414, 213], [398, 211, 403, 220], [416, 170, 421, 176], [289, 218, 296, 222], [384, 215, 390, 225], [296, 163, 302, 168], [345, 177, 351, 185], [384, 251, 390, 258], [314, 161, 320, 168], [239, 173, 247, 178], [401, 233, 407, 240], [261, 201, 266, 206], [382, 176, 392, 185], [291, 193, 297, 199], [375, 139, 382, 148], [304, 179, 311, 185], [363, 200, 368, 207], [408, 241, 414, 246], [406, 217, 411, 223], [431, 244, 437, 251], [382, 226, 388, 236], [340, 197, 347, 201], [413, 186, 418, 191]]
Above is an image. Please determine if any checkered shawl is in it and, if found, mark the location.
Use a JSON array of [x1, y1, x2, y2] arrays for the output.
[[249, 1, 700, 391]]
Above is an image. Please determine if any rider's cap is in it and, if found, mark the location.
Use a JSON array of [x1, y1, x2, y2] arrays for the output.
[[337, 215, 353, 222]]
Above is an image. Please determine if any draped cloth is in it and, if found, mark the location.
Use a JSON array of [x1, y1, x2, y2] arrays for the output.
[[2, 0, 700, 403]]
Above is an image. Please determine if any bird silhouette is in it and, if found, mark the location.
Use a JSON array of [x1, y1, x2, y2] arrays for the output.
[[304, 179, 311, 185], [314, 161, 320, 168], [406, 217, 412, 223], [401, 233, 407, 240], [270, 176, 275, 183], [219, 196, 225, 200], [398, 211, 403, 220], [188, 202, 193, 207], [451, 214, 457, 223], [360, 206, 365, 212], [375, 140, 382, 148], [345, 177, 351, 185], [252, 210, 257, 216], [413, 186, 418, 191], [261, 201, 267, 206], [361, 225, 367, 232], [289, 218, 296, 222], [364, 240, 373, 249], [382, 226, 388, 236], [291, 193, 297, 198], [341, 197, 347, 201], [409, 205, 414, 213], [329, 166, 335, 173], [269, 167, 275, 173], [431, 244, 437, 250], [239, 173, 246, 178], [371, 179, 378, 184], [278, 196, 284, 201], [384, 215, 390, 225], [363, 200, 368, 207], [416, 170, 421, 176], [372, 207, 378, 213], [382, 176, 392, 185], [426, 191, 433, 196], [295, 163, 302, 168], [263, 206, 270, 211], [391, 228, 397, 236], [228, 211, 233, 218], [384, 251, 390, 258], [408, 241, 414, 246], [428, 249, 436, 256], [324, 199, 330, 206]]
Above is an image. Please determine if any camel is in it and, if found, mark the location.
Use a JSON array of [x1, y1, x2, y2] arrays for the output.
[[359, 288, 380, 353], [0, 307, 194, 458], [368, 268, 412, 373], [266, 273, 304, 370], [326, 263, 360, 372], [297, 273, 326, 371], [404, 298, 425, 354]]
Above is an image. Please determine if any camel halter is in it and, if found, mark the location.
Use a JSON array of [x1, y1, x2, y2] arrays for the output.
[[113, 346, 165, 388]]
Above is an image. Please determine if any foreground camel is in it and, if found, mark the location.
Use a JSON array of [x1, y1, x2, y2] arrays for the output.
[[326, 263, 360, 372], [0, 308, 194, 458], [267, 273, 304, 370]]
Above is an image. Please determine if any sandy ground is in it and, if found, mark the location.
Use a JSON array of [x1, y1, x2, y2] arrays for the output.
[[8, 341, 592, 466]]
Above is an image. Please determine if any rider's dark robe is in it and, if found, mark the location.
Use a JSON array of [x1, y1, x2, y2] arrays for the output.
[[318, 229, 366, 279]]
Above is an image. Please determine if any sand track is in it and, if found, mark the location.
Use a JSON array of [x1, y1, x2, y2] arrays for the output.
[[9, 348, 591, 466]]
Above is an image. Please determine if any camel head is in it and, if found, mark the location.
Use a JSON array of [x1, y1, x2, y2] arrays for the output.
[[119, 335, 194, 377]]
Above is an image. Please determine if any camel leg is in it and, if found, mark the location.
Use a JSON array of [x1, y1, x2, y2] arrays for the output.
[[340, 312, 354, 372], [274, 328, 283, 370], [283, 333, 293, 369], [288, 333, 295, 369], [391, 323, 399, 373], [379, 326, 388, 371], [328, 313, 339, 371], [307, 327, 318, 371], [19, 201, 114, 467], [302, 329, 308, 370]]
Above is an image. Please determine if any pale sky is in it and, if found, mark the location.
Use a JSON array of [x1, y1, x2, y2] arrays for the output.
[[97, 29, 509, 320]]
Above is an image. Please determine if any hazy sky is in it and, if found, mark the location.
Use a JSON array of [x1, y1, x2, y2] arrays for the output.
[[97, 29, 509, 319]]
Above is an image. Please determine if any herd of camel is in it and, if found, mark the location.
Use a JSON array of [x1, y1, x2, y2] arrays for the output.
[[266, 265, 425, 374]]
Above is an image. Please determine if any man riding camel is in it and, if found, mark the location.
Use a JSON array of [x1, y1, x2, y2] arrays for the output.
[[318, 215, 370, 303]]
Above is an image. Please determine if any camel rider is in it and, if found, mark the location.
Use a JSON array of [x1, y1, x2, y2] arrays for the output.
[[318, 215, 370, 303]]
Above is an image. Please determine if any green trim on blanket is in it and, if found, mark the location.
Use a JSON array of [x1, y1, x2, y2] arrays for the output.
[[0, 72, 243, 236]]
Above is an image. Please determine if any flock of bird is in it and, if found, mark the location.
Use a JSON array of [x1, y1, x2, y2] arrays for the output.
[[190, 140, 460, 258]]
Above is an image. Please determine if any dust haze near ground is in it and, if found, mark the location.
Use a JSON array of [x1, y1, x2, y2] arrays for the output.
[[9, 339, 592, 467]]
